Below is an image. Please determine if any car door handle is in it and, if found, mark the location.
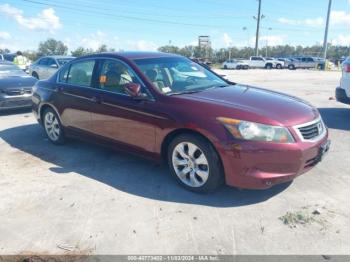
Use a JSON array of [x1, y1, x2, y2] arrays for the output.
[[54, 86, 63, 92], [91, 96, 101, 103]]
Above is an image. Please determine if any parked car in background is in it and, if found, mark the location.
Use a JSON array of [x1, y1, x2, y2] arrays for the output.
[[277, 58, 293, 68], [32, 52, 330, 193], [243, 56, 276, 69], [336, 56, 350, 105], [29, 55, 75, 79], [222, 59, 249, 70], [0, 61, 37, 110], [2, 53, 16, 62], [265, 57, 284, 69], [287, 56, 325, 70]]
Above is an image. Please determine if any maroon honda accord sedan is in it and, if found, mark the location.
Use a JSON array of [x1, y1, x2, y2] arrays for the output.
[[32, 52, 330, 192]]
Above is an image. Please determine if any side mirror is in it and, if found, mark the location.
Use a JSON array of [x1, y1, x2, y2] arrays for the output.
[[123, 83, 141, 97], [50, 64, 58, 69]]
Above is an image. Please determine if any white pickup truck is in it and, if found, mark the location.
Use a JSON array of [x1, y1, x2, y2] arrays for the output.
[[336, 56, 350, 105], [243, 56, 277, 69]]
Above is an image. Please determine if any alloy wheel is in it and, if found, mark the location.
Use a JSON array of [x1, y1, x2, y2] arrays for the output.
[[44, 111, 60, 141], [171, 142, 209, 187]]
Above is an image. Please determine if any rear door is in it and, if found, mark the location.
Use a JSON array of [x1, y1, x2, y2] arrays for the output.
[[90, 58, 158, 153], [53, 59, 98, 134], [46, 58, 59, 78], [37, 58, 48, 79], [300, 57, 308, 68]]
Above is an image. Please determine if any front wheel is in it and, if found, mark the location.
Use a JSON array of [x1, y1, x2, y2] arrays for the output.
[[168, 134, 224, 193], [276, 64, 282, 69], [43, 108, 65, 145], [265, 64, 272, 69]]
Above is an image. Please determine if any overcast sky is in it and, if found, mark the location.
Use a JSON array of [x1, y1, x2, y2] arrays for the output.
[[1, 0, 350, 52]]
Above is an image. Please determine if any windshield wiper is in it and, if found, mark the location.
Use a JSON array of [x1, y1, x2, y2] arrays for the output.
[[169, 84, 230, 96], [168, 89, 205, 96]]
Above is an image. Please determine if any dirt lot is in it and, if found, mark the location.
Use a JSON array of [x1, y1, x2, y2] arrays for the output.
[[0, 69, 349, 255]]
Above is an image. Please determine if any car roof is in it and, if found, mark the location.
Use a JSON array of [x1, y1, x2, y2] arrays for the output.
[[79, 51, 182, 61], [42, 55, 75, 59]]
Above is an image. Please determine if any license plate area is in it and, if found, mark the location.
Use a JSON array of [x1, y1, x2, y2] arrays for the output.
[[317, 140, 331, 162]]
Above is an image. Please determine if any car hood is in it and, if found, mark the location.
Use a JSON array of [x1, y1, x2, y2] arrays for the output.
[[0, 76, 37, 90], [182, 84, 319, 126]]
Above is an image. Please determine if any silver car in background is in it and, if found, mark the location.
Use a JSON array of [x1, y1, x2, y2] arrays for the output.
[[0, 61, 37, 110], [29, 55, 75, 80]]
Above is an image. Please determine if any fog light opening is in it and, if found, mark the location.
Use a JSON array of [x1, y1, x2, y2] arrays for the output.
[[265, 181, 272, 186]]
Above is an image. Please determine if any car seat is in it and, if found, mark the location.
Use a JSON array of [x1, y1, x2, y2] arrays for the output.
[[145, 69, 165, 92]]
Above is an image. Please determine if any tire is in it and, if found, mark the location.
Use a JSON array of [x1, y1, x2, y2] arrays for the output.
[[224, 65, 228, 69], [265, 64, 272, 69], [288, 64, 295, 70], [32, 72, 39, 79], [167, 134, 224, 193], [276, 64, 282, 69], [236, 65, 241, 70], [42, 107, 65, 145], [244, 65, 249, 70]]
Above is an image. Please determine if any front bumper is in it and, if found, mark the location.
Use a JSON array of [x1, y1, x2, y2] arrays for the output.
[[336, 87, 350, 105], [219, 134, 330, 189], [0, 94, 32, 110]]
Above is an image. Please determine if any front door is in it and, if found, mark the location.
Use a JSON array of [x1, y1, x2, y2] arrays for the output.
[[90, 58, 158, 153]]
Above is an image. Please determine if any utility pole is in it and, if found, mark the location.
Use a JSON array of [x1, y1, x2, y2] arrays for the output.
[[254, 0, 263, 56], [322, 0, 332, 70], [265, 27, 272, 57]]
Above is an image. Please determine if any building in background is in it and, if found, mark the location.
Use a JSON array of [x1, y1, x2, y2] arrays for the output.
[[198, 36, 211, 62]]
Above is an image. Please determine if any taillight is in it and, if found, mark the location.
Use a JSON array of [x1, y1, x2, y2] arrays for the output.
[[345, 64, 350, 73]]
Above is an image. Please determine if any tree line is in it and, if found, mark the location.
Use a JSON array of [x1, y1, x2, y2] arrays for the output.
[[1, 38, 349, 63]]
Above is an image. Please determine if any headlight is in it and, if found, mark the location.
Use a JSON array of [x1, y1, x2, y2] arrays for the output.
[[217, 117, 295, 143]]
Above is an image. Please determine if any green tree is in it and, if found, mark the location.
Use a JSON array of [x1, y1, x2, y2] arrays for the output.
[[38, 38, 68, 56], [71, 47, 94, 57], [96, 44, 108, 53], [23, 51, 39, 62], [0, 48, 10, 54], [158, 45, 180, 54]]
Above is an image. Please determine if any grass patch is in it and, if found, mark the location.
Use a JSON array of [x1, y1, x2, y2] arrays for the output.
[[279, 205, 333, 231], [279, 211, 315, 228]]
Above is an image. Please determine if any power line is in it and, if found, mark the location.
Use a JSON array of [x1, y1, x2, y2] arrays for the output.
[[21, 0, 251, 27], [21, 0, 223, 28]]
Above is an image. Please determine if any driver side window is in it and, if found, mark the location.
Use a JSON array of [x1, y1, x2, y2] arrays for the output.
[[98, 60, 138, 95]]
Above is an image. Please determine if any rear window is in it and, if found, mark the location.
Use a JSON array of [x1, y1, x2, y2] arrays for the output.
[[66, 60, 95, 87]]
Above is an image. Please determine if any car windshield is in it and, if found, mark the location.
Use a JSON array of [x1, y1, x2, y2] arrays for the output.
[[0, 64, 26, 77], [134, 57, 229, 95], [57, 58, 74, 66]]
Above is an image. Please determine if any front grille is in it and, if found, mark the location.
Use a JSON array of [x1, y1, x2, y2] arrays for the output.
[[2, 88, 32, 96], [297, 119, 324, 141]]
